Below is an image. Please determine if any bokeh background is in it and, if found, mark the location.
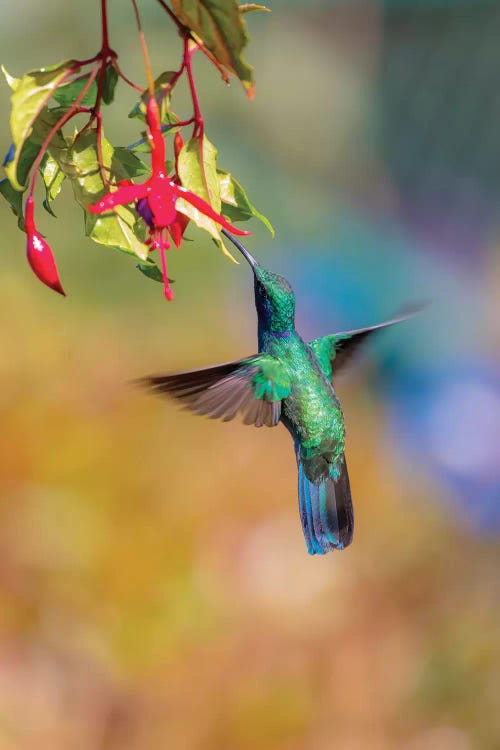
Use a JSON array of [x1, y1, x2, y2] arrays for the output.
[[1, 1, 499, 748]]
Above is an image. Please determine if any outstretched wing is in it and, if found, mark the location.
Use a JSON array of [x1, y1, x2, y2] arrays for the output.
[[136, 354, 291, 428], [308, 303, 422, 381]]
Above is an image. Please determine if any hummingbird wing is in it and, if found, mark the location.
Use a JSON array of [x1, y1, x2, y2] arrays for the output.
[[308, 303, 422, 379], [297, 451, 353, 554], [136, 354, 291, 428]]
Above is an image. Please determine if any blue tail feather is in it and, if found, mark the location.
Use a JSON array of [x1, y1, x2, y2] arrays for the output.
[[297, 454, 354, 555]]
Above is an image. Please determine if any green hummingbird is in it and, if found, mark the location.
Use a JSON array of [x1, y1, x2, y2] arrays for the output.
[[138, 232, 418, 555]]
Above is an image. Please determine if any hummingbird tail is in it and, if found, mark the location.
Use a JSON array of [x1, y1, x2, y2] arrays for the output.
[[297, 456, 354, 554]]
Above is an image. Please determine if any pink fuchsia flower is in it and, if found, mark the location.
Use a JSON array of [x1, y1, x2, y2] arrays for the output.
[[25, 195, 65, 296], [88, 97, 250, 300]]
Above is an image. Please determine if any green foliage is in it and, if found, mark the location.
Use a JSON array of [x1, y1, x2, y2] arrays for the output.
[[40, 153, 65, 216], [111, 148, 150, 181], [56, 130, 149, 259], [176, 135, 227, 250], [170, 0, 263, 95], [3, 60, 76, 189], [239, 3, 271, 13], [0, 177, 24, 228], [137, 259, 166, 283], [102, 63, 119, 104], [219, 168, 274, 235], [52, 73, 98, 108]]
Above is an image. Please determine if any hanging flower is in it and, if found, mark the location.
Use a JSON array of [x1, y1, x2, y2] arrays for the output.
[[25, 195, 65, 296], [88, 97, 250, 300]]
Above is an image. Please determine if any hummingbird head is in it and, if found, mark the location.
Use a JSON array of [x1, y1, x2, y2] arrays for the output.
[[222, 231, 296, 333]]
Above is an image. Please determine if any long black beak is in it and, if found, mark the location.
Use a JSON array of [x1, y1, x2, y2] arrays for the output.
[[221, 229, 257, 269]]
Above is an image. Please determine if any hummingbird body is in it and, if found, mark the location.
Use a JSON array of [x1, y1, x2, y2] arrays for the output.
[[139, 234, 417, 555], [262, 328, 345, 481]]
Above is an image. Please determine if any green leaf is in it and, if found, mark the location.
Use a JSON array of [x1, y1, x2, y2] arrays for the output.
[[102, 64, 119, 105], [176, 134, 235, 260], [0, 178, 24, 229], [111, 148, 150, 181], [52, 74, 97, 108], [40, 152, 65, 216], [10, 139, 39, 191], [218, 168, 274, 235], [5, 59, 78, 189], [133, 216, 149, 243], [56, 130, 112, 204], [55, 129, 149, 260], [128, 71, 180, 128], [137, 260, 164, 283], [170, 1, 255, 96], [128, 136, 152, 154], [239, 3, 270, 13], [85, 210, 149, 260], [1, 65, 20, 91], [2, 106, 67, 196]]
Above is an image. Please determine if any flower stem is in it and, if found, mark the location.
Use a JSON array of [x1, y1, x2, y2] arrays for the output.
[[130, 0, 155, 96], [184, 38, 203, 137], [154, 0, 185, 33], [101, 0, 110, 50], [112, 60, 144, 93]]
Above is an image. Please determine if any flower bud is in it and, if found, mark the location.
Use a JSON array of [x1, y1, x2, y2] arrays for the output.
[[25, 197, 65, 296]]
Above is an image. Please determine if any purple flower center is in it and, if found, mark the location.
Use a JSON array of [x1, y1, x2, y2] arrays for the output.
[[136, 197, 154, 227]]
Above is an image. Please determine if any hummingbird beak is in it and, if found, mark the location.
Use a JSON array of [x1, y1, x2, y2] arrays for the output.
[[221, 229, 257, 270]]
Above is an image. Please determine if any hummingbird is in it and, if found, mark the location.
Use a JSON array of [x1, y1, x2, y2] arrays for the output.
[[138, 232, 418, 555]]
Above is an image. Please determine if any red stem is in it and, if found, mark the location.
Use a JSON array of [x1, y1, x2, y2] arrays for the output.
[[112, 60, 144, 93], [94, 111, 109, 186], [101, 0, 110, 49], [174, 117, 195, 128], [154, 0, 185, 33], [184, 38, 204, 138], [193, 38, 230, 84], [158, 231, 173, 300], [78, 0, 119, 189]]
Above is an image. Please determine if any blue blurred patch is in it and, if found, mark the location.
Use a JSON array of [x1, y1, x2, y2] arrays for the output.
[[3, 143, 15, 167], [388, 363, 500, 533]]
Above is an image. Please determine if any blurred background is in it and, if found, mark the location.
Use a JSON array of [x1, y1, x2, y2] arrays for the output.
[[0, 1, 499, 748]]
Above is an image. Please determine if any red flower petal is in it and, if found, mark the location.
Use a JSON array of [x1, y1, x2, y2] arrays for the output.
[[146, 97, 166, 175], [171, 184, 251, 237], [169, 211, 190, 248], [88, 182, 148, 214]]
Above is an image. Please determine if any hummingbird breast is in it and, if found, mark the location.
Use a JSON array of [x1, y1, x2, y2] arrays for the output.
[[261, 330, 346, 484]]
